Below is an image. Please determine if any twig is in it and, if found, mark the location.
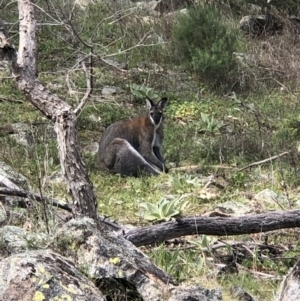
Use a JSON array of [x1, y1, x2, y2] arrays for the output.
[[170, 165, 201, 172], [237, 151, 290, 172], [99, 57, 128, 73], [203, 175, 215, 189], [74, 51, 93, 116], [236, 263, 282, 280], [0, 187, 124, 231], [171, 165, 234, 172], [0, 187, 72, 212], [272, 77, 297, 99], [0, 96, 24, 103]]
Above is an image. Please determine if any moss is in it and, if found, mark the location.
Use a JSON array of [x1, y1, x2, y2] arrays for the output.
[[33, 291, 46, 301]]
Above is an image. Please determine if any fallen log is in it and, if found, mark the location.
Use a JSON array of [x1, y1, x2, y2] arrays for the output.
[[124, 210, 300, 246], [2, 186, 300, 247]]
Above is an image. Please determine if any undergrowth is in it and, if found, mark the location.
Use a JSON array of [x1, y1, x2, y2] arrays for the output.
[[1, 1, 300, 300]]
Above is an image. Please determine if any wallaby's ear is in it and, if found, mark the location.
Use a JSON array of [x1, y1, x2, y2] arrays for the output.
[[158, 97, 167, 109], [145, 96, 154, 109]]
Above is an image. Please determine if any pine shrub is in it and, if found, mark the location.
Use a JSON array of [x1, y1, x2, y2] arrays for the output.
[[172, 5, 240, 90]]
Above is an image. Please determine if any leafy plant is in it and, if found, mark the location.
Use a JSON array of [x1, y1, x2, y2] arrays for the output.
[[139, 198, 189, 222], [130, 84, 159, 101], [172, 5, 240, 89], [169, 101, 200, 120], [200, 112, 224, 134]]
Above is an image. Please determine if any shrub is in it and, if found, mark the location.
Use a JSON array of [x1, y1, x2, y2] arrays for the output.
[[172, 5, 240, 90]]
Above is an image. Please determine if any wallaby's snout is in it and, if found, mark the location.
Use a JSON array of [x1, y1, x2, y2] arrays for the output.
[[98, 97, 168, 176]]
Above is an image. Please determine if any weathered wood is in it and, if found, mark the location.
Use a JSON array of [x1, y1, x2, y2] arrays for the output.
[[276, 259, 300, 301], [2, 186, 300, 248], [124, 210, 300, 246], [0, 187, 73, 212], [0, 187, 124, 231], [0, 0, 97, 219]]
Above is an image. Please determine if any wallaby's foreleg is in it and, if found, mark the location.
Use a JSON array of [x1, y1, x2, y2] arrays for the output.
[[141, 146, 167, 173], [153, 146, 168, 173]]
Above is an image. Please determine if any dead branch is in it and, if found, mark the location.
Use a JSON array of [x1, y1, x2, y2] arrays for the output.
[[0, 187, 72, 212], [237, 151, 290, 172], [0, 1, 97, 219], [236, 263, 281, 280], [2, 185, 300, 249], [0, 187, 124, 231], [171, 164, 234, 172], [74, 52, 93, 116], [124, 210, 300, 246], [99, 57, 128, 72]]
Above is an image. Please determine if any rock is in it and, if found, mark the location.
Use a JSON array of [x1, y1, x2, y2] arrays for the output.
[[0, 161, 28, 190], [239, 14, 280, 36], [88, 114, 100, 123], [56, 218, 222, 301], [230, 285, 257, 301], [0, 226, 28, 254], [45, 124, 57, 139], [82, 142, 99, 155], [34, 123, 57, 141], [254, 189, 285, 206], [168, 286, 222, 301], [275, 259, 300, 301], [9, 123, 34, 147], [0, 226, 52, 255], [0, 219, 223, 301], [101, 85, 118, 96], [0, 206, 6, 226], [207, 262, 238, 278], [215, 201, 253, 216], [154, 0, 194, 14], [0, 249, 106, 301]]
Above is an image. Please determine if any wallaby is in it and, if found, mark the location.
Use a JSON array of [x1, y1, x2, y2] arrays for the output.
[[98, 97, 168, 176]]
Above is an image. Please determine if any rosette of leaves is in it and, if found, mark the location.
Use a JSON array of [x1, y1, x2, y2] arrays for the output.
[[139, 198, 188, 222]]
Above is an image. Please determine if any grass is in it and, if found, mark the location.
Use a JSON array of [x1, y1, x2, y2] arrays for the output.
[[1, 1, 300, 300], [2, 81, 300, 301]]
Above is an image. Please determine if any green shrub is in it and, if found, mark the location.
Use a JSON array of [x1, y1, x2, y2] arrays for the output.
[[172, 5, 240, 90]]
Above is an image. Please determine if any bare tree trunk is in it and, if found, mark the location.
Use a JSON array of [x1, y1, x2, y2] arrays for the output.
[[2, 0, 97, 219]]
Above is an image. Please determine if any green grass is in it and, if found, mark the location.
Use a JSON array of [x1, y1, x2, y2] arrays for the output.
[[1, 85, 300, 301], [1, 1, 300, 299]]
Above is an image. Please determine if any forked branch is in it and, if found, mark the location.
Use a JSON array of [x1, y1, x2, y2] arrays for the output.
[[0, 1, 97, 218]]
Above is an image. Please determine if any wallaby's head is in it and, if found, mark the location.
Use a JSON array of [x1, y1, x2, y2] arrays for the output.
[[146, 96, 167, 127]]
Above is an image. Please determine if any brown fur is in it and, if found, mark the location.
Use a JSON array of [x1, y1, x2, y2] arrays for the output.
[[98, 97, 168, 176]]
